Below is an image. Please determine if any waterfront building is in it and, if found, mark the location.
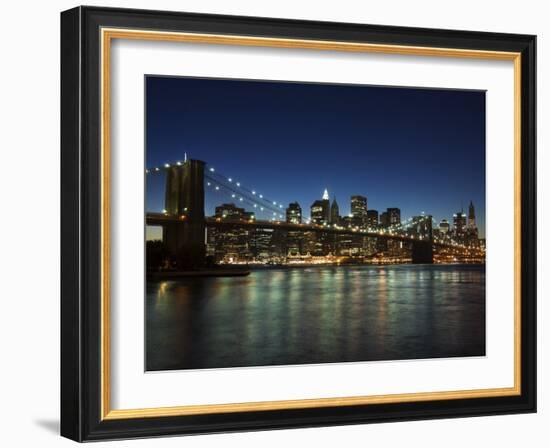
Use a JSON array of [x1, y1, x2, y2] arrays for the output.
[[465, 200, 479, 246], [453, 210, 467, 242], [351, 195, 368, 227], [439, 219, 450, 234], [286, 202, 302, 224], [366, 209, 379, 229], [249, 228, 274, 261], [387, 207, 401, 227], [330, 197, 340, 225], [311, 189, 330, 225], [214, 203, 253, 222], [211, 203, 251, 262], [468, 200, 477, 229], [380, 211, 389, 228]]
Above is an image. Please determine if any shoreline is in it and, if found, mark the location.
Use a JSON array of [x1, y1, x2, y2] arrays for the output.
[[148, 262, 486, 279]]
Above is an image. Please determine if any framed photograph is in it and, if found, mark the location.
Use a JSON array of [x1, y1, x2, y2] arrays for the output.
[[61, 6, 536, 441]]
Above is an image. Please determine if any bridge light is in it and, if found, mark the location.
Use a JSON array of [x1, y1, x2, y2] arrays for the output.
[[231, 194, 235, 198], [164, 163, 170, 168], [162, 209, 167, 214], [239, 197, 243, 201], [252, 191, 256, 195], [145, 169, 149, 174], [209, 167, 215, 172], [259, 194, 263, 199], [215, 186, 219, 190], [253, 204, 257, 208], [207, 182, 211, 186], [176, 161, 182, 166], [260, 207, 264, 211], [228, 178, 232, 182], [155, 167, 160, 172], [236, 182, 240, 187]]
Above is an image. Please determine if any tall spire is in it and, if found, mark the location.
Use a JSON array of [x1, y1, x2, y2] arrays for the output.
[[468, 200, 476, 227], [322, 188, 329, 200]]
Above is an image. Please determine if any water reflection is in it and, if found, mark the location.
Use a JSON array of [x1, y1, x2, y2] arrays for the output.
[[146, 264, 485, 371]]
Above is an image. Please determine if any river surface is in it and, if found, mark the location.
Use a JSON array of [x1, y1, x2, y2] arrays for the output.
[[146, 264, 485, 371]]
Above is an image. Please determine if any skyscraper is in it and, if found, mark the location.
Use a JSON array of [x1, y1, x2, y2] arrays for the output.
[[351, 195, 368, 227], [380, 211, 389, 228], [286, 202, 302, 224], [311, 189, 330, 225], [366, 210, 379, 228], [468, 200, 477, 229], [465, 200, 479, 245], [453, 210, 467, 241], [330, 198, 340, 225], [439, 219, 450, 234], [387, 208, 401, 227], [211, 203, 251, 262]]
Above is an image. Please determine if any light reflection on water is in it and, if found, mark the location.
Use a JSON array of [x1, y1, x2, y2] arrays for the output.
[[146, 264, 485, 371]]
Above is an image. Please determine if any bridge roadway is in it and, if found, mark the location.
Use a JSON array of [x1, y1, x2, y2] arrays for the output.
[[146, 212, 457, 249]]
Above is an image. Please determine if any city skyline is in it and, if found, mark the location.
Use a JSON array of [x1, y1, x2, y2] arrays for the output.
[[146, 76, 486, 238]]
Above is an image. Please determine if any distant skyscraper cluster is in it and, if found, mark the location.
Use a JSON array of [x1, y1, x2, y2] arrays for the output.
[[442, 200, 479, 246]]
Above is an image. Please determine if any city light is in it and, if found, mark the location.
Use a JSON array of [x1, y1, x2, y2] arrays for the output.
[[148, 161, 483, 266]]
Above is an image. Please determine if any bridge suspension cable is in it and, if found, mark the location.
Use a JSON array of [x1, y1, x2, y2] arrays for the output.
[[145, 160, 469, 247], [144, 160, 287, 220], [204, 164, 287, 216]]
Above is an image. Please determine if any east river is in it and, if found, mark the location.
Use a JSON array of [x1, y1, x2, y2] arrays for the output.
[[146, 264, 485, 371]]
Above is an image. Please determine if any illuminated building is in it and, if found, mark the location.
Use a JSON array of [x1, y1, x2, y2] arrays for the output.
[[311, 189, 330, 225], [366, 210, 379, 228], [351, 195, 368, 227], [330, 197, 340, 225], [210, 203, 251, 262], [439, 219, 450, 234], [215, 203, 252, 221], [468, 200, 477, 229], [249, 228, 274, 261], [453, 210, 467, 242], [286, 202, 302, 224], [465, 200, 479, 245], [387, 208, 401, 226], [380, 211, 389, 228]]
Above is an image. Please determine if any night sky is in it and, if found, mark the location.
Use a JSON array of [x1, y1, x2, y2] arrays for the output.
[[146, 76, 486, 238]]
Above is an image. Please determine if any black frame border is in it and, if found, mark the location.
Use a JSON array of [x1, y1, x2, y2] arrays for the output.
[[61, 6, 536, 442]]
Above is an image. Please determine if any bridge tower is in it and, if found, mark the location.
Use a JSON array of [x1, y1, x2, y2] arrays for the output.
[[163, 159, 206, 268], [411, 216, 433, 264]]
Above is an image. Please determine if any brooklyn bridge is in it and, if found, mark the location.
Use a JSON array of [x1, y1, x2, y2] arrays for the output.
[[145, 158, 484, 268]]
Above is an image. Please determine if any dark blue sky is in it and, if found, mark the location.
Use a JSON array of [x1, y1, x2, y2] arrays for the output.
[[146, 76, 485, 237]]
